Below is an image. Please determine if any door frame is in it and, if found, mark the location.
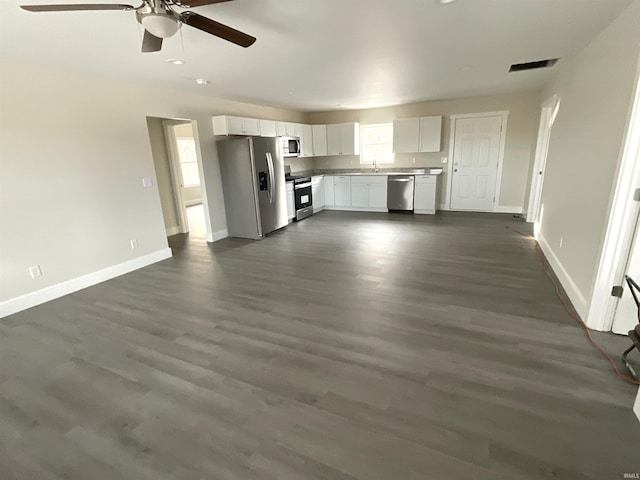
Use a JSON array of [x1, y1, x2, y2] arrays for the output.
[[163, 120, 191, 234], [445, 111, 509, 211], [586, 53, 640, 331], [526, 95, 559, 226]]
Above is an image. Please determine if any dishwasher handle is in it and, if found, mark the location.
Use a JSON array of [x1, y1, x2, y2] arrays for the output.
[[388, 178, 413, 182]]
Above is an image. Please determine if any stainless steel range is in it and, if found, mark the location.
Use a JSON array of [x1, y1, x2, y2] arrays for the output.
[[285, 173, 313, 221]]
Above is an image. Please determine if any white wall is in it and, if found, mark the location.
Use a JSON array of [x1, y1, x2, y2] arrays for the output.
[[536, 0, 640, 319], [307, 92, 541, 210], [0, 59, 304, 309]]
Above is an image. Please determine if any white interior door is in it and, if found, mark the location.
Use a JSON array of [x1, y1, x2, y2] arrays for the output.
[[612, 216, 640, 334], [449, 115, 503, 211]]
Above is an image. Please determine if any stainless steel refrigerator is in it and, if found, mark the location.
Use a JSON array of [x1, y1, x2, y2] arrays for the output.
[[217, 136, 288, 240]]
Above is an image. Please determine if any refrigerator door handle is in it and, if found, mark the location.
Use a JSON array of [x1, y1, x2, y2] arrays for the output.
[[266, 152, 275, 203]]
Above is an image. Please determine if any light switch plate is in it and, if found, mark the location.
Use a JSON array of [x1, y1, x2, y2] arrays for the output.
[[130, 239, 139, 250], [441, 157, 448, 164], [142, 177, 153, 188]]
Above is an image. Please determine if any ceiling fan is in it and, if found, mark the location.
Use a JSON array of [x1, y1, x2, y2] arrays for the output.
[[19, 0, 256, 52]]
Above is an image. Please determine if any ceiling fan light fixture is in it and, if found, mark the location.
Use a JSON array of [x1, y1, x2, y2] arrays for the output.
[[141, 13, 180, 39]]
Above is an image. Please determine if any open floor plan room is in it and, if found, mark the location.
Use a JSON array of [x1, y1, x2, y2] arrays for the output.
[[3, 0, 640, 478], [1, 212, 639, 479]]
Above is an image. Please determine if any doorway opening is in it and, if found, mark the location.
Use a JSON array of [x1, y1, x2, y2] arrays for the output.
[[526, 95, 560, 234], [146, 117, 211, 242]]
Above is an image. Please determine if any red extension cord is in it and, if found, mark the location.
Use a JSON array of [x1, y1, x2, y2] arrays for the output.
[[506, 225, 640, 386]]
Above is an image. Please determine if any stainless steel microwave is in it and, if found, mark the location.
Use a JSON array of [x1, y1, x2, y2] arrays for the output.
[[281, 136, 300, 157]]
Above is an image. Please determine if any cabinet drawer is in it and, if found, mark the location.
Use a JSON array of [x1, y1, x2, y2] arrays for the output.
[[285, 182, 294, 192], [311, 176, 323, 185], [333, 176, 351, 184], [415, 175, 436, 184]]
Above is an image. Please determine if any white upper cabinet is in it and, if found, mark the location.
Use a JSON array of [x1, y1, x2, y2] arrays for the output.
[[299, 124, 313, 157], [212, 115, 260, 136], [419, 116, 442, 152], [327, 123, 359, 156], [311, 125, 328, 156], [393, 118, 420, 153], [259, 119, 277, 137], [327, 124, 342, 155], [392, 116, 442, 153], [277, 122, 297, 137]]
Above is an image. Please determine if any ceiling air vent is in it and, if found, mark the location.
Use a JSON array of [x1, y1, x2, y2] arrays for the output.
[[509, 58, 559, 72]]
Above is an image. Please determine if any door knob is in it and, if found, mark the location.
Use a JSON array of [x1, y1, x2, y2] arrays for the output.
[[454, 169, 458, 172]]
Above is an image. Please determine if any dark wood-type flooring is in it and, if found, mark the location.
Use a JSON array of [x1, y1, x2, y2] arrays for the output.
[[1, 211, 639, 479]]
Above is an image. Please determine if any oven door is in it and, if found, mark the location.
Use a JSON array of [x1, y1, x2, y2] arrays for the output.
[[294, 182, 312, 210]]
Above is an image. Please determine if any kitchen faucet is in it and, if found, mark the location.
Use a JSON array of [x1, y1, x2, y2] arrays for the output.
[[373, 157, 379, 173]]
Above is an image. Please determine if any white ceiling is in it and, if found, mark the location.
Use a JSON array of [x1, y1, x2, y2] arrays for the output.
[[0, 0, 632, 111]]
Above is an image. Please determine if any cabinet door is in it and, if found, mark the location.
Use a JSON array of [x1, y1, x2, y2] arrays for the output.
[[225, 116, 244, 135], [312, 177, 325, 211], [324, 176, 335, 206], [300, 124, 313, 157], [333, 176, 351, 206], [326, 124, 342, 155], [286, 186, 295, 220], [419, 116, 442, 152], [341, 123, 358, 155], [414, 176, 436, 213], [312, 125, 328, 156], [241, 118, 260, 136], [368, 182, 388, 209], [393, 118, 420, 153], [351, 183, 368, 207], [276, 122, 287, 136], [259, 120, 277, 137]]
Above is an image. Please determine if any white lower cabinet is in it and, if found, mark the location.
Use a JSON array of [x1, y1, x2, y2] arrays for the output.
[[350, 176, 387, 211], [311, 176, 325, 212], [333, 176, 351, 207], [414, 175, 437, 214], [286, 182, 295, 221], [369, 182, 388, 209], [324, 176, 335, 206]]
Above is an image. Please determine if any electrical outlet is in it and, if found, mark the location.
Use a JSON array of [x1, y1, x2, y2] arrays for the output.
[[29, 265, 42, 279], [412, 157, 416, 164], [130, 239, 139, 250], [142, 177, 153, 188], [559, 237, 563, 249], [441, 157, 448, 164]]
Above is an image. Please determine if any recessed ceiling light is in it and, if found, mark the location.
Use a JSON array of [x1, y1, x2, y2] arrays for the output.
[[439, 0, 456, 4], [195, 78, 210, 85], [165, 59, 184, 65]]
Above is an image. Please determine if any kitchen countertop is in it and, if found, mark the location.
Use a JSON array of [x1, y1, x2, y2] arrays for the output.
[[291, 168, 444, 177]]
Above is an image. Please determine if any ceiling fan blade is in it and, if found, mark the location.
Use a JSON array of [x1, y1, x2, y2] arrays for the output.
[[181, 11, 256, 48], [141, 30, 162, 53], [21, 3, 134, 12], [174, 0, 235, 7]]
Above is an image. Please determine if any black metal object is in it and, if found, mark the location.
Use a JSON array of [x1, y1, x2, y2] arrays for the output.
[[622, 276, 640, 381]]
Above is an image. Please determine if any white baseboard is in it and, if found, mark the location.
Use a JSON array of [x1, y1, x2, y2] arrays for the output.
[[493, 206, 524, 214], [537, 233, 588, 319], [165, 226, 181, 236], [437, 204, 523, 214], [634, 388, 640, 423], [211, 229, 229, 242], [0, 248, 173, 319], [415, 209, 436, 215], [323, 206, 387, 213]]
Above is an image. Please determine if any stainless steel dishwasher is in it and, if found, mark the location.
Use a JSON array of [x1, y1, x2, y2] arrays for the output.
[[387, 175, 415, 211]]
